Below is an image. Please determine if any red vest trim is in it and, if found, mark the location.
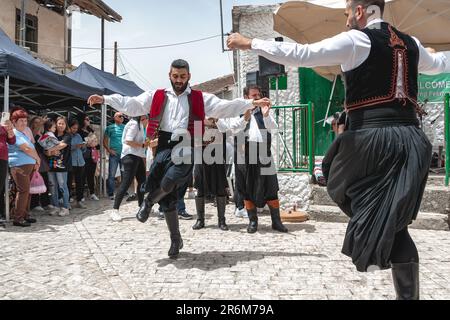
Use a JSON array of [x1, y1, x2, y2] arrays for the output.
[[146, 89, 205, 139]]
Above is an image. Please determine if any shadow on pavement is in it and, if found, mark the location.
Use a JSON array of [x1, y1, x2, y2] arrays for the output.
[[156, 250, 328, 270], [0, 198, 115, 234], [196, 222, 317, 234]]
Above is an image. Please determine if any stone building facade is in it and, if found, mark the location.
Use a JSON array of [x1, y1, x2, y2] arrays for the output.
[[0, 0, 67, 71]]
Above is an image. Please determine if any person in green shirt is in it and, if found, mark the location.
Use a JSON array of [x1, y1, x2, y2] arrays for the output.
[[103, 112, 125, 199]]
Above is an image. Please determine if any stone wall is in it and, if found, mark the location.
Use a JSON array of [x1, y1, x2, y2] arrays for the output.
[[278, 173, 311, 211], [232, 5, 299, 106], [423, 103, 445, 149]]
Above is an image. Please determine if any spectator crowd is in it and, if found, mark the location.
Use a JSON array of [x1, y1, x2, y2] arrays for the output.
[[0, 107, 101, 227], [0, 107, 200, 228]]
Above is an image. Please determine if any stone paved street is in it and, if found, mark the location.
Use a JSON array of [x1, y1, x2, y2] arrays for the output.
[[1, 198, 450, 300]]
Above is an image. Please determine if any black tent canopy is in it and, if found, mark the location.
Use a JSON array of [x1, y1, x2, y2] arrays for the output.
[[66, 62, 144, 97], [66, 62, 145, 123]]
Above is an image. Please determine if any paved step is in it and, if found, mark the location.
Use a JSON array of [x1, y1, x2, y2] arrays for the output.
[[308, 205, 450, 231], [428, 174, 447, 186], [310, 185, 450, 214]]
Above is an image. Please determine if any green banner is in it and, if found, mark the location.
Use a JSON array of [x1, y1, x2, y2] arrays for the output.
[[418, 73, 450, 102]]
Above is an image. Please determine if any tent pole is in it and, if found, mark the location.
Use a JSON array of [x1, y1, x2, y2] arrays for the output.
[[220, 0, 227, 53], [101, 18, 105, 71], [113, 42, 118, 76], [63, 0, 67, 74], [323, 75, 337, 127], [100, 103, 107, 197], [4, 76, 10, 222]]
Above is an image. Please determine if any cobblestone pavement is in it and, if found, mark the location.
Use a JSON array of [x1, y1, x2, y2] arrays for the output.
[[1, 198, 450, 300]]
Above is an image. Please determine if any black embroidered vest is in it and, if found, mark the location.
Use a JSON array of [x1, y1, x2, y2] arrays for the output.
[[343, 22, 419, 112]]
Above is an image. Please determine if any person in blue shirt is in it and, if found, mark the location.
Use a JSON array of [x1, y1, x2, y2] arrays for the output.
[[8, 108, 40, 227], [103, 112, 125, 199], [69, 119, 87, 210]]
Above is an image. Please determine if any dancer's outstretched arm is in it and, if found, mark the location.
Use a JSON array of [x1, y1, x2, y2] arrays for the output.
[[203, 92, 269, 119], [88, 91, 155, 117], [227, 32, 449, 74]]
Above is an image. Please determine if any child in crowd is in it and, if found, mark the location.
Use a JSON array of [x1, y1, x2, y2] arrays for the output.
[[39, 119, 65, 170], [86, 134, 100, 163]]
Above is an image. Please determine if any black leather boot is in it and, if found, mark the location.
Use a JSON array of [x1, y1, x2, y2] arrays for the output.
[[391, 262, 420, 300], [136, 197, 153, 223], [136, 187, 170, 223], [192, 197, 205, 230], [269, 204, 288, 233], [216, 196, 229, 231], [247, 208, 258, 234], [164, 210, 183, 259]]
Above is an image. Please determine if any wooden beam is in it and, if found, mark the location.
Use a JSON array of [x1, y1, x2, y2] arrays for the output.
[[35, 0, 122, 22]]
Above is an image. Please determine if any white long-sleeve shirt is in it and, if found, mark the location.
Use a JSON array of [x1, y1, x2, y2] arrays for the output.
[[217, 116, 248, 135], [251, 19, 449, 98], [217, 108, 278, 142], [103, 86, 254, 133]]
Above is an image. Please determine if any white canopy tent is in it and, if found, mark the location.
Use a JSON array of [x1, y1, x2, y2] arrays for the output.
[[272, 0, 450, 124]]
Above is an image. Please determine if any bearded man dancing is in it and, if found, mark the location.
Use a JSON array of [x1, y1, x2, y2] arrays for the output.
[[88, 59, 270, 258]]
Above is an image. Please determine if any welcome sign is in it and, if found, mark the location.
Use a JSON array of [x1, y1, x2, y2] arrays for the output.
[[418, 73, 450, 102]]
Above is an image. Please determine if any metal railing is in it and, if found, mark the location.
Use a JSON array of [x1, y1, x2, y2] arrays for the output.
[[445, 93, 450, 186], [273, 102, 315, 175]]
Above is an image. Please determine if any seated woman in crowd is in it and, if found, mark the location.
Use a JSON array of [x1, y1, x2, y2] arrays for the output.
[[8, 108, 41, 227]]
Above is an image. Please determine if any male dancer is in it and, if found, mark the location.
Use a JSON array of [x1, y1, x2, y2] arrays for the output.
[[192, 117, 229, 231], [88, 59, 270, 258], [218, 85, 288, 234], [227, 0, 449, 299]]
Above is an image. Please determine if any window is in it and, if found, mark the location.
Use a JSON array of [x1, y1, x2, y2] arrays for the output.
[[15, 9, 38, 53]]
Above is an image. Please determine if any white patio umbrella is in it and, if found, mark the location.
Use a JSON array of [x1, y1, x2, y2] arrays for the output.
[[274, 0, 450, 78], [273, 0, 450, 125]]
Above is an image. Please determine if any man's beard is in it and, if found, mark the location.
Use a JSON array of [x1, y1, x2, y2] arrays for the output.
[[171, 80, 189, 94], [349, 16, 360, 30]]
